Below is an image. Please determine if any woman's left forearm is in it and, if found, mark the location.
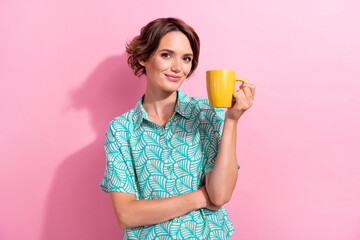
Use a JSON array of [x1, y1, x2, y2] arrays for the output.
[[206, 81, 256, 207], [205, 117, 239, 207]]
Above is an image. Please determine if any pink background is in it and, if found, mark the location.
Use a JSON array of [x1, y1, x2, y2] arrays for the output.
[[1, 0, 359, 239]]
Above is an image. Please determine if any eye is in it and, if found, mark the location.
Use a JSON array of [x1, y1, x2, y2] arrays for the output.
[[183, 57, 192, 62], [161, 53, 171, 58]]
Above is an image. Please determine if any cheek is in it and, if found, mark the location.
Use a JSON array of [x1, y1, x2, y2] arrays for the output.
[[154, 57, 170, 69], [146, 58, 170, 74], [160, 61, 172, 71], [183, 63, 192, 75]]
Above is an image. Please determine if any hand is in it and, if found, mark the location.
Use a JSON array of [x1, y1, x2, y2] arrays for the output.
[[225, 82, 256, 121], [198, 186, 223, 211]]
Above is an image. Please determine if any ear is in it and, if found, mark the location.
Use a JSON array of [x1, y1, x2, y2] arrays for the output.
[[138, 59, 146, 67]]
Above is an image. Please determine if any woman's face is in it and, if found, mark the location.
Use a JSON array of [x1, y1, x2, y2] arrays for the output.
[[139, 31, 193, 94]]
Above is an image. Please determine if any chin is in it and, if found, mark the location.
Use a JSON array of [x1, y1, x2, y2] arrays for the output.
[[162, 86, 180, 94], [160, 80, 184, 92]]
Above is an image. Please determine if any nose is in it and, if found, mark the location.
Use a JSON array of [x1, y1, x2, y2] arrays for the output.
[[171, 58, 181, 73]]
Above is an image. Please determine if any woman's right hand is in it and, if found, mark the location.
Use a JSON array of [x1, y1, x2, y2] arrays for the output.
[[198, 185, 223, 211]]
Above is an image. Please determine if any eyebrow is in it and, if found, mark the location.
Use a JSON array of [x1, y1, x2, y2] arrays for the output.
[[159, 48, 193, 57]]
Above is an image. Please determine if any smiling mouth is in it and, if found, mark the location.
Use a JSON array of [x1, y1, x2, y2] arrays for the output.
[[165, 74, 182, 82]]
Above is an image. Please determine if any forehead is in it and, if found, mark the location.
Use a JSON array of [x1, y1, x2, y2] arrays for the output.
[[157, 31, 193, 54]]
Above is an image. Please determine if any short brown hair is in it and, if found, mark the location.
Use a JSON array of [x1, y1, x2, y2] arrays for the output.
[[126, 18, 200, 78]]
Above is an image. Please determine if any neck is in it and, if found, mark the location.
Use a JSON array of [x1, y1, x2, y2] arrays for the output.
[[142, 86, 178, 125]]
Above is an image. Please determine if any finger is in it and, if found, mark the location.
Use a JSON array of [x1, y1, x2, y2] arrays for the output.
[[242, 86, 254, 100], [240, 82, 254, 90], [249, 84, 256, 96], [232, 91, 248, 109], [239, 82, 251, 90], [243, 89, 254, 108], [233, 89, 245, 101], [240, 83, 255, 97]]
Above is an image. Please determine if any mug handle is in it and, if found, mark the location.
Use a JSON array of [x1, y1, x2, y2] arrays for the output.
[[235, 77, 248, 83]]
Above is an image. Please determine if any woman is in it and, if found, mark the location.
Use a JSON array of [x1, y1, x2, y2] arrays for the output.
[[100, 17, 256, 239]]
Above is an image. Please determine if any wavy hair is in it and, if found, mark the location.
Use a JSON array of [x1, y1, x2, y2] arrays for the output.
[[126, 18, 200, 78]]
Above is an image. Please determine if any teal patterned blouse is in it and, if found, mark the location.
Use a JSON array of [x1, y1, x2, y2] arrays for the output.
[[100, 90, 239, 239]]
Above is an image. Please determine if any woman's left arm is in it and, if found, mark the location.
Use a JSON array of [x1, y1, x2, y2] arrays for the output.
[[205, 82, 256, 207]]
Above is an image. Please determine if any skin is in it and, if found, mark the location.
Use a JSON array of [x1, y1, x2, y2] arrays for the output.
[[109, 31, 256, 229]]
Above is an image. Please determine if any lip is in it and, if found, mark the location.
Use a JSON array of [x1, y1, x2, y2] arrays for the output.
[[165, 74, 182, 82]]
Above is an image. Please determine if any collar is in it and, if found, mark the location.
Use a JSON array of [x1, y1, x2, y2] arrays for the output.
[[133, 90, 193, 130], [174, 89, 193, 119]]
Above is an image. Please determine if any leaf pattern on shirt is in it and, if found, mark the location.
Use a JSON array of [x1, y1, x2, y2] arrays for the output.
[[100, 90, 240, 240]]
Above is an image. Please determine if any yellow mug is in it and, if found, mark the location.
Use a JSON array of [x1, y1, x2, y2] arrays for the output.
[[206, 70, 247, 108]]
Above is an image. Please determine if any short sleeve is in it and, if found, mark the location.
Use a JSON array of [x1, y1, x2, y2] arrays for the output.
[[100, 120, 139, 199], [203, 108, 240, 176]]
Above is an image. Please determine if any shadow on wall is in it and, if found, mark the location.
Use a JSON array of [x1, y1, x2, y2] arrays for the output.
[[41, 54, 146, 240]]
